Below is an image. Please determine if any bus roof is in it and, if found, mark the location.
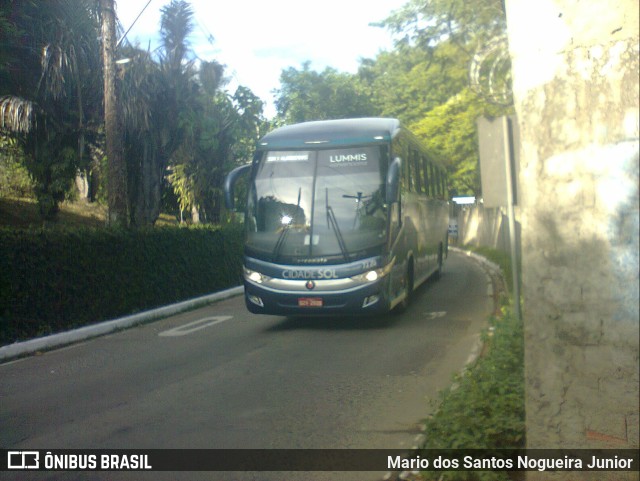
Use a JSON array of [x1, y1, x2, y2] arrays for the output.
[[257, 118, 401, 149]]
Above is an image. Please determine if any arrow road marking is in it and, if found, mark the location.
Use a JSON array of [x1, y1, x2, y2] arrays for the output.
[[424, 311, 447, 320], [159, 316, 233, 337]]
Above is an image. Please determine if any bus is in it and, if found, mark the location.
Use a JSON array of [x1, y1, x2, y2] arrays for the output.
[[224, 118, 449, 316]]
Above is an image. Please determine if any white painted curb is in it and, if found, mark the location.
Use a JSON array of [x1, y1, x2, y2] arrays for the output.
[[449, 246, 503, 368], [450, 246, 502, 279], [0, 285, 244, 362]]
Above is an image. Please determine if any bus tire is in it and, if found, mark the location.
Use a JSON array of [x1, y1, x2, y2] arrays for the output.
[[395, 258, 414, 314], [435, 243, 444, 279]]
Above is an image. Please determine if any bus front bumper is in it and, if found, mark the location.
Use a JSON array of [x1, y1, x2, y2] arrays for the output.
[[243, 278, 391, 316]]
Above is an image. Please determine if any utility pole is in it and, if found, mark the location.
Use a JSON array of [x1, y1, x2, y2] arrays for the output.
[[502, 116, 521, 321], [100, 0, 129, 227]]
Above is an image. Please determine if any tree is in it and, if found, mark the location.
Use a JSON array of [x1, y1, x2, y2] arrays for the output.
[[0, 0, 103, 221], [358, 41, 468, 125], [169, 84, 265, 223], [119, 46, 164, 226], [120, 0, 197, 226], [119, 0, 265, 226], [361, 0, 512, 196], [0, 134, 32, 198], [378, 0, 507, 56], [274, 62, 375, 124], [100, 0, 129, 227], [411, 88, 506, 197]]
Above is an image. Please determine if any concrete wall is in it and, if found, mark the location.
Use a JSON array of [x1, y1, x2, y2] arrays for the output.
[[505, 0, 639, 479], [454, 204, 511, 252]]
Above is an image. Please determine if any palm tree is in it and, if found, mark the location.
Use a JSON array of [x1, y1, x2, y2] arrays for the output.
[[120, 0, 197, 226], [169, 81, 266, 224], [119, 45, 165, 226], [120, 0, 265, 225], [0, 0, 103, 221]]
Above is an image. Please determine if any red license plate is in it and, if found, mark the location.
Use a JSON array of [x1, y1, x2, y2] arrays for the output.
[[298, 297, 323, 307]]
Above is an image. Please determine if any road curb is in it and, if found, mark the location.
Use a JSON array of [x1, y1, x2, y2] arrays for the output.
[[0, 285, 244, 363], [450, 246, 507, 310], [388, 248, 508, 481], [449, 246, 506, 367], [450, 246, 503, 283]]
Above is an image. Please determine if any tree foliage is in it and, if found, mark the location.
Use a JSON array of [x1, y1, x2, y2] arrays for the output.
[[119, 0, 198, 226], [0, 0, 264, 226], [0, 0, 514, 222], [358, 41, 468, 125], [0, 0, 103, 220], [364, 0, 512, 197], [411, 89, 506, 197], [269, 0, 512, 198], [0, 134, 32, 198], [378, 0, 507, 55], [121, 1, 265, 225], [169, 85, 266, 223], [274, 62, 375, 124]]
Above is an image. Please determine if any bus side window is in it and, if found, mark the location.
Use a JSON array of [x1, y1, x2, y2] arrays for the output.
[[386, 155, 402, 238], [408, 151, 414, 193], [396, 136, 410, 192], [412, 149, 422, 194], [403, 149, 410, 191]]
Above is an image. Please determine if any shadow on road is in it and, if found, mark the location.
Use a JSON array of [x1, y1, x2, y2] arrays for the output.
[[265, 313, 397, 332], [264, 272, 445, 332]]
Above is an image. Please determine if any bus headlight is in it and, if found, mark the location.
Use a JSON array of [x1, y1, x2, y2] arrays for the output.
[[244, 267, 271, 284], [365, 270, 379, 282], [350, 260, 394, 283]]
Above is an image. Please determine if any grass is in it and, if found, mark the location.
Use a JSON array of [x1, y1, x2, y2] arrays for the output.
[[463, 245, 517, 297], [0, 196, 179, 229], [418, 247, 525, 481], [0, 197, 107, 228]]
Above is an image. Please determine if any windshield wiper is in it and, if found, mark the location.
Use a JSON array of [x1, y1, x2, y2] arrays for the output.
[[272, 187, 301, 262], [326, 188, 350, 263]]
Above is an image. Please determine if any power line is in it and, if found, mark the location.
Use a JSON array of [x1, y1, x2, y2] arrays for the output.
[[195, 19, 216, 46], [117, 0, 154, 48]]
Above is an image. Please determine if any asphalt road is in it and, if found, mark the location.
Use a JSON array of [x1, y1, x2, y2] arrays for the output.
[[1, 251, 494, 481]]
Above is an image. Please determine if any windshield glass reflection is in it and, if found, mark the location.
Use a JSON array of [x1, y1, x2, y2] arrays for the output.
[[246, 146, 388, 263]]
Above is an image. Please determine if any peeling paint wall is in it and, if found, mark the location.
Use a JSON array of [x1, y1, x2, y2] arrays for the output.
[[505, 0, 639, 479]]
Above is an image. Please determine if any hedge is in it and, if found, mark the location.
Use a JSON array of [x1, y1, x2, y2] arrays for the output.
[[0, 223, 244, 345]]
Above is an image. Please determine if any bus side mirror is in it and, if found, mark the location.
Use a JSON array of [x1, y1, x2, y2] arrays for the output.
[[224, 163, 251, 210], [386, 157, 401, 204]]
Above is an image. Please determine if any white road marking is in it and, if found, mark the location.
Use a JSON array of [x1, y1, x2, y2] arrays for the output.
[[424, 311, 447, 319], [158, 316, 233, 337]]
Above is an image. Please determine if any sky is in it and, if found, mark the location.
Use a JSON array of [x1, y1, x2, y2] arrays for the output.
[[116, 0, 408, 118]]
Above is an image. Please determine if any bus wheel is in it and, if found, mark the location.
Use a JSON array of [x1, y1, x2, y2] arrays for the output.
[[435, 243, 444, 279], [395, 259, 414, 313]]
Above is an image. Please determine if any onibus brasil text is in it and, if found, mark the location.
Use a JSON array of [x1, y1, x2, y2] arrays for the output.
[[37, 452, 151, 470]]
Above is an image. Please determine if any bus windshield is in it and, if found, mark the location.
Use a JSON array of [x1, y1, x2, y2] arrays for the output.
[[246, 146, 388, 263]]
